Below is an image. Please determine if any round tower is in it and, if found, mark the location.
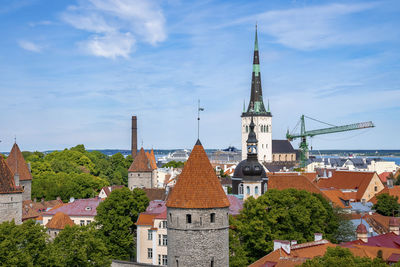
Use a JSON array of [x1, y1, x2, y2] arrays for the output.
[[166, 140, 230, 267]]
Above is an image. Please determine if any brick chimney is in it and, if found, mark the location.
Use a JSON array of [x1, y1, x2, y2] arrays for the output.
[[389, 217, 400, 235], [131, 116, 137, 158]]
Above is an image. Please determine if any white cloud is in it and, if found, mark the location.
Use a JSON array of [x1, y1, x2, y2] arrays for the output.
[[81, 32, 135, 59], [253, 3, 378, 50], [61, 0, 166, 59], [18, 40, 42, 52]]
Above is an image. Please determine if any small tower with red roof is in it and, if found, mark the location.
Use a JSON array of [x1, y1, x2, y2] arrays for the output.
[[128, 147, 158, 189], [166, 140, 230, 266], [356, 220, 368, 242]]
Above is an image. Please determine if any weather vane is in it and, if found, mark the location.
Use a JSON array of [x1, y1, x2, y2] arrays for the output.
[[197, 99, 204, 140]]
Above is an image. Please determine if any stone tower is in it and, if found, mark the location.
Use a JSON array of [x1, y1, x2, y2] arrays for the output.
[[242, 25, 272, 162], [233, 117, 268, 200], [6, 143, 32, 201], [166, 140, 230, 267]]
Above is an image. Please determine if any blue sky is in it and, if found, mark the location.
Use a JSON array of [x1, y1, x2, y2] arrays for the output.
[[0, 0, 399, 151]]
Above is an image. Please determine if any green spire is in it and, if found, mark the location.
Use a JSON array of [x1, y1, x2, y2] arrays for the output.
[[267, 99, 270, 112], [243, 99, 246, 112]]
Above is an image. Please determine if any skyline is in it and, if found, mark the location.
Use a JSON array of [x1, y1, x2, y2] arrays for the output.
[[1, 0, 400, 151]]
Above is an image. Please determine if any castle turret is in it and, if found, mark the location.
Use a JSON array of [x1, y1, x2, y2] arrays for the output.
[[356, 221, 368, 242], [241, 25, 272, 162], [166, 140, 230, 267]]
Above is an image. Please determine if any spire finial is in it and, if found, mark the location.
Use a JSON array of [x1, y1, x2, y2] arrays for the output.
[[197, 99, 204, 140], [254, 23, 259, 51]]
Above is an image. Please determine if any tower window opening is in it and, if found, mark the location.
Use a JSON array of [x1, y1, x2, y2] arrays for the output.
[[255, 186, 259, 195], [210, 213, 215, 223], [186, 214, 192, 224], [239, 183, 243, 195]]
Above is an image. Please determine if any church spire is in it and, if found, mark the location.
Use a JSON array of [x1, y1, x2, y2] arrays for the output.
[[245, 24, 271, 116]]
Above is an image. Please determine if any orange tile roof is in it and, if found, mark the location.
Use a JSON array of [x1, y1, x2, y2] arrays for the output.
[[6, 143, 32, 181], [128, 148, 152, 172], [268, 174, 322, 195], [370, 186, 400, 204], [320, 189, 350, 209], [316, 171, 378, 200], [348, 245, 400, 261], [0, 155, 23, 194], [378, 172, 392, 183], [149, 149, 157, 170], [136, 213, 157, 226], [302, 172, 317, 182], [166, 140, 230, 209], [46, 212, 74, 230]]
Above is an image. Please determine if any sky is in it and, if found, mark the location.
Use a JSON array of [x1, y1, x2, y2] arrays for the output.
[[0, 0, 399, 151]]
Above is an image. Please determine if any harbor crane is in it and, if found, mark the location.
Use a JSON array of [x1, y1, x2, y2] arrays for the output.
[[286, 115, 375, 168]]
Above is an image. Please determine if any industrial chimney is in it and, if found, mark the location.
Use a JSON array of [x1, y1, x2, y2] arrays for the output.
[[131, 116, 137, 158]]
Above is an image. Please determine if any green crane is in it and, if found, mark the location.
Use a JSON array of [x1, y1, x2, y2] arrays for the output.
[[286, 115, 375, 168]]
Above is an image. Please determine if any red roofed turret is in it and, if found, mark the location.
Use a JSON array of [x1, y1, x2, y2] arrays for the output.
[[166, 140, 230, 209], [356, 223, 367, 234]]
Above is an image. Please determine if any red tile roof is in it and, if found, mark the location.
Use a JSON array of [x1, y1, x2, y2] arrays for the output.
[[378, 172, 392, 183], [6, 143, 32, 181], [370, 186, 400, 204], [0, 155, 23, 194], [43, 198, 102, 217], [22, 199, 63, 221], [100, 185, 124, 197], [128, 148, 152, 172], [268, 174, 322, 195], [146, 149, 157, 170], [46, 212, 74, 230], [316, 171, 378, 200], [320, 189, 351, 209], [166, 141, 230, 209], [362, 232, 400, 248], [136, 213, 157, 226], [142, 188, 166, 201]]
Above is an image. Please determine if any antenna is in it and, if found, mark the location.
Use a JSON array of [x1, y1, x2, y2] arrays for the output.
[[197, 99, 204, 140]]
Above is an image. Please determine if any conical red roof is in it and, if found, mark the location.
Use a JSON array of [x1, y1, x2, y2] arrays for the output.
[[6, 143, 32, 181], [128, 148, 152, 172], [46, 212, 74, 230], [0, 155, 23, 194], [166, 140, 230, 209]]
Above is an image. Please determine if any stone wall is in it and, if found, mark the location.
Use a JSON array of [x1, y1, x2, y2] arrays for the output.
[[0, 192, 22, 224], [167, 207, 229, 267], [128, 172, 154, 189], [20, 180, 31, 201], [112, 260, 156, 267]]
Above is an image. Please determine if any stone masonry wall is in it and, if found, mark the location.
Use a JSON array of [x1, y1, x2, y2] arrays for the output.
[[0, 193, 22, 224], [128, 172, 153, 189], [167, 207, 229, 267], [20, 180, 31, 201]]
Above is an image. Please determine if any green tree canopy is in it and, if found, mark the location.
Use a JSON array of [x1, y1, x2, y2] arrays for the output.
[[162, 160, 185, 168], [301, 246, 387, 267], [373, 193, 399, 216], [231, 189, 340, 264], [95, 187, 149, 261], [50, 225, 110, 267]]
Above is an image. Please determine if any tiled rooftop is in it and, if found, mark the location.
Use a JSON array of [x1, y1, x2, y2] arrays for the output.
[[6, 143, 32, 181], [0, 155, 23, 194], [43, 198, 102, 217]]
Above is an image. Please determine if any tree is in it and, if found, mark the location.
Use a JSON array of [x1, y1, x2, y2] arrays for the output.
[[333, 208, 356, 243], [302, 246, 387, 267], [0, 220, 51, 266], [49, 225, 110, 267], [230, 189, 340, 263], [162, 160, 185, 168], [95, 187, 149, 260], [229, 217, 249, 267], [373, 193, 399, 216]]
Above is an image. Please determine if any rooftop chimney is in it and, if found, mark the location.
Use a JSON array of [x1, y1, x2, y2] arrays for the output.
[[131, 116, 137, 159], [314, 233, 323, 241]]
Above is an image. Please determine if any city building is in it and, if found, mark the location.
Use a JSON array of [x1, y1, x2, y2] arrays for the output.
[[22, 199, 63, 221], [232, 117, 268, 200], [42, 197, 102, 227], [166, 140, 230, 267], [0, 155, 23, 224], [6, 143, 32, 201], [241, 26, 272, 162], [128, 148, 158, 189], [98, 185, 124, 199], [46, 212, 75, 239]]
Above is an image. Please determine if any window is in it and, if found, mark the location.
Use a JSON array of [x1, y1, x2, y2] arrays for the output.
[[148, 230, 153, 240], [10, 197, 13, 201], [138, 173, 140, 177], [158, 255, 161, 265], [147, 248, 153, 259], [158, 234, 162, 245], [260, 125, 263, 132], [80, 220, 85, 226], [162, 220, 167, 228], [169, 213, 172, 222], [375, 186, 378, 192], [246, 125, 248, 133], [186, 214, 192, 224], [86, 220, 91, 225], [162, 235, 167, 246], [176, 260, 179, 267], [239, 183, 243, 195], [210, 213, 215, 223], [255, 186, 259, 195], [264, 183, 268, 193], [211, 259, 214, 267], [246, 186, 250, 195], [162, 255, 167, 265]]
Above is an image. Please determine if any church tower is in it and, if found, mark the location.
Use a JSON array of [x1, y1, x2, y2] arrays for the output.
[[166, 140, 230, 267], [241, 25, 272, 162]]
